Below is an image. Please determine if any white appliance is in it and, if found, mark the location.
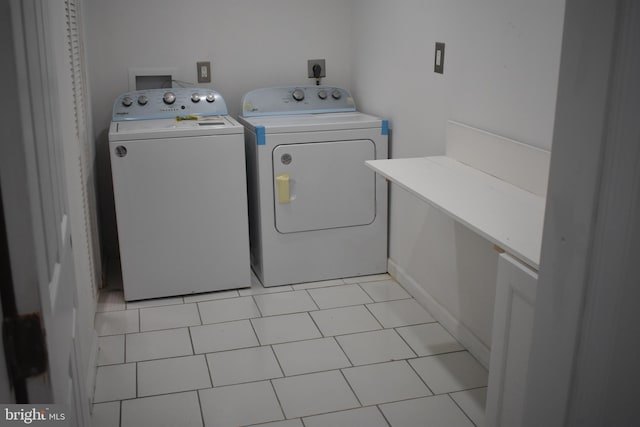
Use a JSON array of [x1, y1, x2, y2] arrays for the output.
[[238, 86, 388, 287], [109, 88, 250, 301]]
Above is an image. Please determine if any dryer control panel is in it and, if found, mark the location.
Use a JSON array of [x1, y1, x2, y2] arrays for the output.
[[241, 86, 356, 117], [112, 87, 229, 121]]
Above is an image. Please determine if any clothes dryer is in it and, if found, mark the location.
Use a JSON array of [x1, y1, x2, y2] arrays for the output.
[[238, 86, 388, 287]]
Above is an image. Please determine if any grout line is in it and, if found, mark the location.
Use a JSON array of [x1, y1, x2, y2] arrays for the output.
[[406, 357, 434, 395], [447, 392, 479, 427], [374, 404, 393, 427], [332, 336, 355, 368], [269, 344, 287, 378], [268, 379, 287, 421], [203, 352, 215, 388], [338, 368, 363, 407], [392, 327, 419, 359], [251, 294, 264, 317], [196, 389, 206, 427]]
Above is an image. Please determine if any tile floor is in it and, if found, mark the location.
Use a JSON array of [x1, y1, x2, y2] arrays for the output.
[[92, 273, 487, 427]]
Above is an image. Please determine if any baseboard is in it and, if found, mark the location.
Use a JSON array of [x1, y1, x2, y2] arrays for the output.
[[388, 258, 491, 368]]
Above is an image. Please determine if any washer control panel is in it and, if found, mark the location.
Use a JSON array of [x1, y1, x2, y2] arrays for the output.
[[241, 86, 356, 117], [112, 87, 228, 121]]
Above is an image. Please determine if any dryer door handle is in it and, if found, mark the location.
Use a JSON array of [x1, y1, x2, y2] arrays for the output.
[[276, 174, 291, 204]]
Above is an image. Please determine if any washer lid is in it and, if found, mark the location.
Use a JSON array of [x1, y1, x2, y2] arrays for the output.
[[109, 116, 244, 141]]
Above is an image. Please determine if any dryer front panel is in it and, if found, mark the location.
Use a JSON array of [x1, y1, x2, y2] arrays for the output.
[[272, 140, 376, 233]]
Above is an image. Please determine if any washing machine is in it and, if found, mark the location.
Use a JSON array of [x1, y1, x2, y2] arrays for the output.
[[109, 87, 250, 301], [238, 86, 388, 287]]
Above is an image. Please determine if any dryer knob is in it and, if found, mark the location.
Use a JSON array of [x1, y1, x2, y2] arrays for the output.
[[331, 90, 342, 100], [318, 90, 328, 100], [206, 93, 216, 103], [122, 96, 133, 107], [292, 88, 305, 102], [137, 95, 148, 106], [163, 92, 176, 105], [191, 93, 201, 103]]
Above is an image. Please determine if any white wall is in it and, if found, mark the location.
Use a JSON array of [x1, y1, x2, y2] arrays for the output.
[[351, 0, 564, 353], [86, 0, 353, 257]]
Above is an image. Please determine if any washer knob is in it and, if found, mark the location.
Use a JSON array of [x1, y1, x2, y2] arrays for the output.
[[318, 90, 328, 100], [137, 95, 148, 106], [163, 92, 176, 105], [331, 90, 342, 100], [191, 93, 201, 103], [292, 88, 305, 102], [122, 96, 133, 107], [205, 93, 216, 103]]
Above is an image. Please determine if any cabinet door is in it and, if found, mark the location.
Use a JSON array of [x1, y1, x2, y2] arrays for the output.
[[486, 253, 538, 427]]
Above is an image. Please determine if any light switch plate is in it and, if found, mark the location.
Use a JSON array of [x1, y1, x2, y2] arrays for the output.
[[434, 42, 445, 74], [197, 61, 211, 83]]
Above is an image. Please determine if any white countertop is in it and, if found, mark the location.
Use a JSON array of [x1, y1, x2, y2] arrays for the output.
[[366, 156, 545, 269]]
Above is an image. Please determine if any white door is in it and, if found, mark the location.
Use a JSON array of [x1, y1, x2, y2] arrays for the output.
[[272, 140, 376, 233], [6, 0, 88, 424]]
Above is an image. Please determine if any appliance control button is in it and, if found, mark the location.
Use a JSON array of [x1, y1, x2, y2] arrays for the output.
[[191, 93, 201, 103], [137, 95, 148, 106], [206, 93, 215, 103], [292, 88, 305, 102], [318, 90, 328, 100], [331, 90, 342, 100], [122, 96, 133, 107], [163, 92, 176, 104]]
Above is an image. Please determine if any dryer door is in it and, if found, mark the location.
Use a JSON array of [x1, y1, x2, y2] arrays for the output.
[[272, 140, 376, 233]]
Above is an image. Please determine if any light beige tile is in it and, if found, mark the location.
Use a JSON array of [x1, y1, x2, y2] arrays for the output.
[[359, 279, 411, 302], [397, 323, 464, 356], [273, 338, 351, 376], [380, 395, 475, 427], [126, 296, 184, 310], [307, 284, 373, 309], [367, 299, 435, 328], [97, 335, 125, 366], [343, 273, 391, 284], [121, 391, 203, 427], [95, 310, 139, 336], [199, 381, 283, 427], [292, 279, 345, 290], [190, 320, 259, 354], [94, 363, 136, 403], [183, 289, 239, 304], [139, 304, 200, 332], [310, 305, 381, 336], [409, 351, 488, 394], [272, 370, 360, 419], [126, 328, 193, 362], [207, 346, 282, 386], [343, 360, 431, 405], [253, 290, 318, 316], [303, 406, 388, 427], [137, 355, 211, 397], [251, 313, 321, 345], [92, 402, 120, 427], [336, 329, 415, 365], [198, 296, 260, 324]]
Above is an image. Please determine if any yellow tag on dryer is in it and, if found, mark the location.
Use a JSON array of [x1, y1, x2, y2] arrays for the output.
[[276, 174, 291, 204]]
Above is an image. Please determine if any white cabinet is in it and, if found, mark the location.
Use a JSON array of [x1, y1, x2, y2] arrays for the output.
[[486, 253, 538, 426]]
